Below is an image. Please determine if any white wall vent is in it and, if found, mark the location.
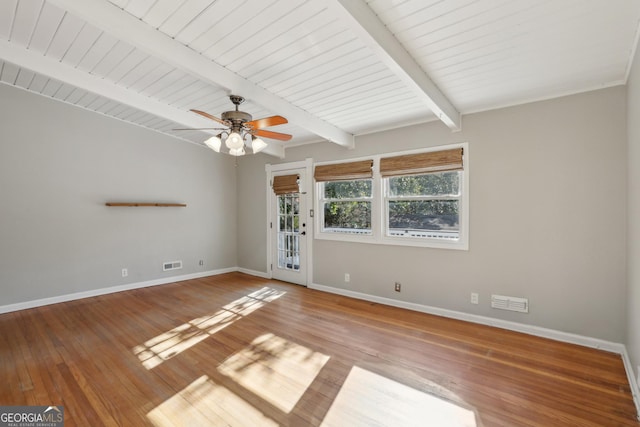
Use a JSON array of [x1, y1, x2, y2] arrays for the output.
[[491, 294, 529, 313], [163, 260, 183, 271]]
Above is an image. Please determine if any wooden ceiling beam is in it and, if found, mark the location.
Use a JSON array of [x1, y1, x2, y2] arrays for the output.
[[47, 0, 355, 151], [0, 39, 286, 158], [329, 0, 462, 131]]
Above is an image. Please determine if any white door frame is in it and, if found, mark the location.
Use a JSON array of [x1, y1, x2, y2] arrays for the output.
[[265, 158, 313, 286]]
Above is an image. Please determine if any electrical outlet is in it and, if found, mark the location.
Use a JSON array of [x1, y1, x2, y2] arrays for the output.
[[122, 268, 128, 277], [394, 282, 401, 292], [471, 292, 479, 304], [344, 273, 350, 283], [199, 260, 204, 266]]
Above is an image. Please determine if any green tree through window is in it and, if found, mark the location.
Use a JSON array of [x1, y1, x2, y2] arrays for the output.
[[386, 171, 461, 236], [315, 145, 467, 248], [321, 180, 372, 232]]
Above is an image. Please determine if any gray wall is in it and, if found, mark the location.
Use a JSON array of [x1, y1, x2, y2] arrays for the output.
[[238, 87, 628, 343], [628, 45, 640, 380], [236, 152, 269, 273], [0, 84, 237, 306]]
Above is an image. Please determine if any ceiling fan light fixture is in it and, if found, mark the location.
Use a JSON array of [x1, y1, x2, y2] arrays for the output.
[[185, 96, 291, 157], [226, 131, 244, 149], [251, 136, 267, 153], [204, 135, 222, 152]]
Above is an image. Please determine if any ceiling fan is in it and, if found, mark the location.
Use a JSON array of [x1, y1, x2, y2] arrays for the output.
[[178, 95, 292, 156]]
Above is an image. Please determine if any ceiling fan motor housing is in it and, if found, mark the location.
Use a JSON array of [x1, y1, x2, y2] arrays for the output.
[[222, 110, 252, 126]]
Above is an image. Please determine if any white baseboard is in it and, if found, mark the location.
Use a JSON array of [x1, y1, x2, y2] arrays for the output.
[[309, 282, 640, 420], [237, 267, 270, 279], [309, 283, 621, 351], [0, 267, 237, 314], [621, 348, 640, 421]]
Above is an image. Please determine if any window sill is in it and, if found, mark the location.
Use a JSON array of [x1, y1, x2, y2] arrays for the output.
[[314, 231, 468, 250]]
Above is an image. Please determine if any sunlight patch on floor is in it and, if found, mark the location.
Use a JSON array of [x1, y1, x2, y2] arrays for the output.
[[133, 287, 286, 369], [320, 366, 477, 427], [218, 333, 330, 413], [147, 375, 278, 427]]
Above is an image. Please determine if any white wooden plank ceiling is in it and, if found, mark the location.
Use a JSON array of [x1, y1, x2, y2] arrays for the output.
[[1, 0, 639, 157]]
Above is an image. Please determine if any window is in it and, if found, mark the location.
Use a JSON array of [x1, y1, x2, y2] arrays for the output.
[[381, 148, 464, 244], [314, 160, 373, 236], [320, 179, 372, 234], [277, 193, 300, 270], [272, 174, 301, 271], [314, 144, 468, 250], [385, 171, 461, 240]]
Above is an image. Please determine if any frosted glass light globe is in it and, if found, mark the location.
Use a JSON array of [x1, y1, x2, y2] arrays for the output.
[[225, 132, 244, 149], [204, 135, 222, 152]]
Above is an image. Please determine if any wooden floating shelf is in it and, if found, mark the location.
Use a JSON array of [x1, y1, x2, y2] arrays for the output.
[[105, 203, 187, 207]]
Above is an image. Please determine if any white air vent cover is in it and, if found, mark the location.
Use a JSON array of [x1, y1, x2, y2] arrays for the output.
[[491, 294, 529, 313], [163, 260, 183, 271]]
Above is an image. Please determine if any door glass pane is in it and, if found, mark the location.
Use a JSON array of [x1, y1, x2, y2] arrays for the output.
[[277, 194, 301, 271]]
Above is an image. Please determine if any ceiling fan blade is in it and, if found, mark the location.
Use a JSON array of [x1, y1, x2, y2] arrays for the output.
[[253, 129, 292, 141], [246, 115, 288, 129], [190, 109, 228, 126]]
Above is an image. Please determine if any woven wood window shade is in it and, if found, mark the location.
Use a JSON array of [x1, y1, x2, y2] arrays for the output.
[[272, 174, 299, 195], [314, 160, 373, 182], [380, 148, 463, 177]]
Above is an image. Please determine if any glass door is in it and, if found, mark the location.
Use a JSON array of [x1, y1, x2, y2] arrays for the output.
[[271, 169, 307, 285]]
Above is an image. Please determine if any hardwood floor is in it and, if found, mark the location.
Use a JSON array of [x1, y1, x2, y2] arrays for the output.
[[0, 272, 637, 426]]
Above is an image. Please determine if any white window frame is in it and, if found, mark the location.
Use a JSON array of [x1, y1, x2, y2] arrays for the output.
[[314, 142, 469, 250], [314, 158, 378, 244]]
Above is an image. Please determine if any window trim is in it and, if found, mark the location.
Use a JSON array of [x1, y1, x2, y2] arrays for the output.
[[314, 143, 469, 250]]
